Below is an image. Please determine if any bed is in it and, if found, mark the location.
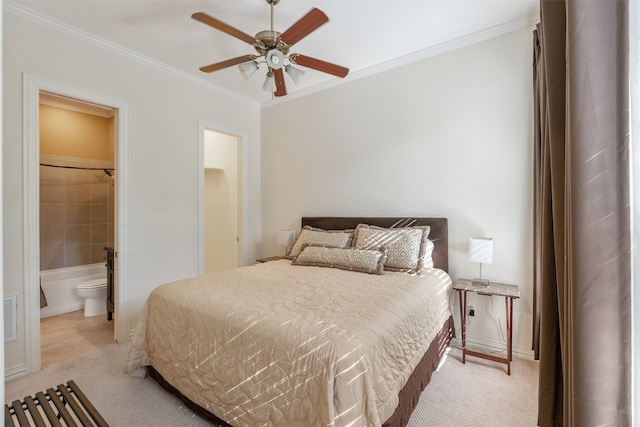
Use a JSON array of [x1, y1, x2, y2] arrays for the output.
[[127, 217, 454, 427]]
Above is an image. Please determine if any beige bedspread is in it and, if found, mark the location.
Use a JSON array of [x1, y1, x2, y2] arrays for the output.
[[128, 259, 453, 427]]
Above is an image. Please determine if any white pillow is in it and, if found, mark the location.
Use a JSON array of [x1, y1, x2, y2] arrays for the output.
[[423, 240, 435, 269]]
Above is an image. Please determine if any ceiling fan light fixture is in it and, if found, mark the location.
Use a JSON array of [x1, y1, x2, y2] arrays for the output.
[[262, 71, 276, 93], [265, 49, 285, 69], [238, 60, 259, 80], [285, 64, 305, 84], [192, 2, 348, 97]]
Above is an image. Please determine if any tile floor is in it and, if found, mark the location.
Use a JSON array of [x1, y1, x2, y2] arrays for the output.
[[40, 310, 114, 368]]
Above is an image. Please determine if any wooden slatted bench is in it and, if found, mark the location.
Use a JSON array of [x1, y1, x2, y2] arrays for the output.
[[5, 380, 109, 426]]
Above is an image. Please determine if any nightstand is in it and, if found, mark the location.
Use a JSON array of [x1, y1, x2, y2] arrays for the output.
[[256, 256, 285, 263], [453, 278, 520, 375]]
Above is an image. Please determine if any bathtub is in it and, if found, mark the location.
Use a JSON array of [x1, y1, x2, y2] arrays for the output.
[[39, 263, 107, 319]]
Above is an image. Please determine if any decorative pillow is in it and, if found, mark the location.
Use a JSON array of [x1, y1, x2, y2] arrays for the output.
[[286, 226, 354, 259], [292, 244, 387, 275], [354, 224, 430, 273], [423, 239, 435, 269]]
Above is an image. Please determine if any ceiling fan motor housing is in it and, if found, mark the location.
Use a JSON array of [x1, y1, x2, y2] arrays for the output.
[[254, 30, 290, 55]]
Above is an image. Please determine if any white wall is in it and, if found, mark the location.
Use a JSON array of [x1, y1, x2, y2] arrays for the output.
[[3, 11, 261, 374], [260, 27, 535, 357]]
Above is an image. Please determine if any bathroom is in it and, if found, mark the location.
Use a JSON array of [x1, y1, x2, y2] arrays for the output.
[[38, 92, 115, 336]]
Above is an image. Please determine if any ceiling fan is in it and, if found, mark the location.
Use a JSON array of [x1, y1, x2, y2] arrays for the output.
[[192, 0, 349, 97]]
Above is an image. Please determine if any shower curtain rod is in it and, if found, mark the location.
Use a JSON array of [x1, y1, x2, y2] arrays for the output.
[[40, 163, 114, 176]]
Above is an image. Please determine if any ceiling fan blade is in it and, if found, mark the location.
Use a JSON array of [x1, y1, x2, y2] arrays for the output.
[[199, 55, 255, 73], [291, 54, 349, 78], [192, 12, 256, 45], [274, 68, 287, 97], [279, 8, 328, 46]]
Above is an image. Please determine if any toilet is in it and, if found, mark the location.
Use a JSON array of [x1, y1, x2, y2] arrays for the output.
[[76, 278, 108, 317]]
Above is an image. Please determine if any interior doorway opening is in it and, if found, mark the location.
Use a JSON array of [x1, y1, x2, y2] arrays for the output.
[[38, 92, 116, 368], [203, 129, 240, 273], [22, 75, 130, 377]]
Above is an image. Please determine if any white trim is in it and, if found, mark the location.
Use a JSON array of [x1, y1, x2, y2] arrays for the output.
[[4, 0, 259, 110], [23, 74, 131, 375], [5, 364, 27, 382], [23, 77, 40, 374], [198, 119, 250, 274], [113, 94, 130, 344]]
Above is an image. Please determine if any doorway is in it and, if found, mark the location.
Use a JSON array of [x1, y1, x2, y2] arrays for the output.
[[23, 75, 130, 375], [203, 130, 240, 273], [198, 122, 244, 275], [38, 92, 116, 367]]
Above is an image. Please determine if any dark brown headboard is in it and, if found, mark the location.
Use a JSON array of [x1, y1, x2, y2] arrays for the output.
[[301, 217, 449, 272]]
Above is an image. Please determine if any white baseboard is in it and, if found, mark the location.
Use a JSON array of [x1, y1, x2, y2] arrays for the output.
[[5, 364, 27, 382], [450, 336, 536, 362]]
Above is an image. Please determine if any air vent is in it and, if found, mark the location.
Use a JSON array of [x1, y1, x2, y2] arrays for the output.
[[4, 295, 18, 343]]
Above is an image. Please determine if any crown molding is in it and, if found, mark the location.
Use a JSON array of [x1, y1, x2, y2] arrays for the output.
[[4, 1, 260, 110], [262, 13, 540, 107]]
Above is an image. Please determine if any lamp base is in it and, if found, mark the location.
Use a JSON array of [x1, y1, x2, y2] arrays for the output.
[[471, 278, 490, 286]]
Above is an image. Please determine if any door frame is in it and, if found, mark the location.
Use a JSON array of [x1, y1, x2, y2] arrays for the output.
[[197, 119, 248, 274], [23, 74, 130, 374]]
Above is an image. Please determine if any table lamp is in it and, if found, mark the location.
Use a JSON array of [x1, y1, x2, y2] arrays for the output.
[[469, 237, 493, 286], [277, 229, 296, 255]]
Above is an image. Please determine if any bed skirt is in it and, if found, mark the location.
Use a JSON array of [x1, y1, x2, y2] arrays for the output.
[[382, 315, 454, 427], [147, 316, 454, 427]]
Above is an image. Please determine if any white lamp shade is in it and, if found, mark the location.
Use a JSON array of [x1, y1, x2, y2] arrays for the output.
[[262, 72, 276, 93], [238, 61, 259, 80], [285, 65, 305, 84], [469, 237, 493, 264], [277, 230, 296, 247]]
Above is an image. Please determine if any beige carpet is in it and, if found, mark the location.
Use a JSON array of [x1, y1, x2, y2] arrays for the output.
[[408, 347, 539, 426], [5, 343, 538, 426], [5, 342, 216, 426]]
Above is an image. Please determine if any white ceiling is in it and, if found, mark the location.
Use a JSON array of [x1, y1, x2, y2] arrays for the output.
[[8, 0, 539, 105]]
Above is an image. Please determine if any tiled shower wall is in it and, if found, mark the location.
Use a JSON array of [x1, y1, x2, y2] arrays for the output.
[[40, 158, 114, 271]]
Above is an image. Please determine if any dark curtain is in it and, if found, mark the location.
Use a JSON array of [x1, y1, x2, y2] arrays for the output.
[[532, 0, 632, 426]]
